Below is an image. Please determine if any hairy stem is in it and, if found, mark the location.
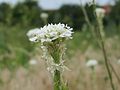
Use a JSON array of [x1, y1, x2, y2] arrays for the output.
[[54, 70, 61, 90], [97, 19, 115, 90], [92, 1, 115, 89], [52, 47, 61, 90], [100, 35, 115, 90]]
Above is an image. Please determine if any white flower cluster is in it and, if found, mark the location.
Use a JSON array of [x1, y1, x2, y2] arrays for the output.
[[29, 59, 37, 65], [27, 23, 73, 43], [86, 59, 98, 67], [40, 12, 48, 19], [95, 8, 105, 19], [27, 23, 73, 74]]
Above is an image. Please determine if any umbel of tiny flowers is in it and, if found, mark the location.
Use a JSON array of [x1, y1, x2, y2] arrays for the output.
[[29, 59, 37, 65], [86, 59, 98, 70], [86, 59, 98, 90], [27, 23, 73, 90]]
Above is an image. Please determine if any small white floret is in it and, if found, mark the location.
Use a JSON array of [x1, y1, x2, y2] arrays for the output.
[[27, 28, 41, 42], [29, 59, 37, 65], [27, 23, 73, 43], [86, 59, 98, 67]]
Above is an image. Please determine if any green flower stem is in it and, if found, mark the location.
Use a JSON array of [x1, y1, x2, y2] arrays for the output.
[[96, 18, 115, 90], [92, 1, 115, 89], [43, 18, 48, 25], [48, 41, 68, 90], [53, 55, 61, 90], [109, 63, 120, 84], [51, 46, 61, 90], [79, 0, 118, 89], [98, 31, 115, 90], [79, 0, 97, 41], [54, 70, 61, 90], [91, 67, 96, 90]]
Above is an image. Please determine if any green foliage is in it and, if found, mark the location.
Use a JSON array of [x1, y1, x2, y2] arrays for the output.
[[0, 3, 12, 25], [110, 0, 120, 25], [12, 0, 42, 27], [66, 25, 96, 56], [0, 0, 120, 73], [0, 0, 120, 30], [59, 5, 85, 29], [0, 1, 120, 29], [61, 82, 69, 90], [0, 25, 34, 71]]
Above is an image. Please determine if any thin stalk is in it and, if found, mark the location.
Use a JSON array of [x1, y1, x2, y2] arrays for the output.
[[92, 1, 115, 89], [109, 62, 120, 84], [79, 0, 101, 47], [91, 68, 96, 90], [43, 18, 48, 25], [99, 34, 115, 90], [79, 0, 95, 36], [79, 0, 92, 28], [79, 0, 118, 89], [96, 18, 115, 90], [106, 42, 120, 85]]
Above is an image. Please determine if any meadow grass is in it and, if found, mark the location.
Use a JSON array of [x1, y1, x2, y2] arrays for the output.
[[0, 24, 120, 90]]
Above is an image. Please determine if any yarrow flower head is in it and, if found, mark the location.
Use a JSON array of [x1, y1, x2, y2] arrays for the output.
[[29, 59, 37, 65], [95, 8, 106, 19], [27, 23, 73, 90], [27, 23, 73, 44], [27, 23, 73, 74], [86, 59, 98, 67]]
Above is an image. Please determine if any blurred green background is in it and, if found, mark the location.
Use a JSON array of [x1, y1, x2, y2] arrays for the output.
[[0, 0, 120, 90]]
